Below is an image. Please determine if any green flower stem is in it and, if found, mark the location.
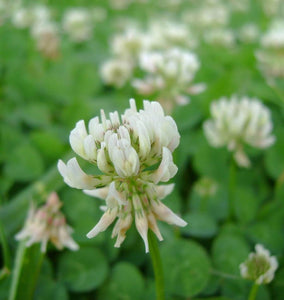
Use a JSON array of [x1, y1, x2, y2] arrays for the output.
[[0, 220, 11, 272], [228, 157, 236, 221], [9, 242, 44, 300], [148, 231, 165, 300], [248, 283, 259, 300]]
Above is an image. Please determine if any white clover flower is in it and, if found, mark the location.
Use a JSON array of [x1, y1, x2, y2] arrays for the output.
[[100, 59, 133, 88], [112, 28, 147, 60], [183, 2, 230, 29], [62, 8, 93, 43], [133, 48, 205, 112], [31, 21, 59, 59], [257, 20, 284, 78], [58, 99, 186, 252], [193, 177, 218, 197], [203, 96, 275, 168], [261, 20, 284, 49], [147, 21, 198, 50], [239, 23, 259, 44], [31, 5, 51, 26], [240, 244, 278, 285], [15, 192, 79, 253], [11, 8, 33, 28], [204, 28, 235, 47]]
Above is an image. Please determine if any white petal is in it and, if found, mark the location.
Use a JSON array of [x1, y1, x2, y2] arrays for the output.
[[86, 208, 118, 238], [151, 200, 187, 227]]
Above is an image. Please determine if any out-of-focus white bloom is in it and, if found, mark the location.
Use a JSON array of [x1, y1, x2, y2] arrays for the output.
[[112, 28, 147, 60], [11, 8, 33, 28], [58, 99, 186, 252], [31, 5, 51, 26], [147, 21, 197, 50], [194, 177, 218, 197], [62, 8, 93, 43], [15, 192, 79, 253], [261, 0, 282, 16], [183, 3, 230, 29], [204, 28, 235, 47], [240, 244, 278, 285], [100, 59, 133, 87], [109, 0, 133, 10], [257, 20, 284, 78], [203, 96, 275, 167], [133, 48, 205, 112], [31, 21, 59, 59], [91, 7, 107, 22], [261, 20, 284, 49], [239, 23, 259, 44]]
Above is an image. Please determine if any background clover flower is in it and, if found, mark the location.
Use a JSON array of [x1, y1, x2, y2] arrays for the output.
[[240, 244, 278, 285], [58, 99, 187, 252], [203, 96, 275, 167], [15, 192, 79, 253]]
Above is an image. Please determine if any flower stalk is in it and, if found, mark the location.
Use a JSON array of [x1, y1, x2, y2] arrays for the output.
[[248, 283, 259, 300], [149, 231, 165, 300]]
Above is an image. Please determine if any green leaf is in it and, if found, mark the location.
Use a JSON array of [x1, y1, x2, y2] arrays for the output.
[[30, 131, 65, 162], [247, 222, 284, 254], [98, 262, 144, 300], [4, 143, 44, 182], [193, 141, 229, 182], [161, 238, 211, 298], [234, 187, 258, 224], [181, 212, 218, 238], [34, 276, 68, 300], [265, 127, 284, 179], [57, 246, 108, 292], [212, 233, 249, 275]]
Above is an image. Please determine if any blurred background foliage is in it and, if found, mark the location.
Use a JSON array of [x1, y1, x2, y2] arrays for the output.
[[0, 0, 284, 299]]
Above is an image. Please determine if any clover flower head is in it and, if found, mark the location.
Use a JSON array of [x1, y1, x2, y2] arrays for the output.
[[257, 20, 284, 78], [58, 99, 187, 252], [204, 28, 235, 47], [15, 192, 79, 253], [112, 28, 147, 60], [194, 177, 218, 197], [147, 21, 198, 50], [62, 8, 92, 42], [31, 21, 59, 59], [239, 23, 259, 44], [203, 96, 275, 167], [100, 58, 133, 88], [240, 244, 278, 284], [133, 48, 205, 112], [12, 8, 34, 28]]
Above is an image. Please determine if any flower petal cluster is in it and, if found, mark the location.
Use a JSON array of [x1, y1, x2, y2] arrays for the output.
[[240, 244, 278, 285], [100, 21, 204, 112], [203, 96, 275, 167], [16, 192, 79, 252], [62, 8, 93, 43], [256, 20, 284, 78], [133, 48, 205, 112], [58, 99, 187, 252]]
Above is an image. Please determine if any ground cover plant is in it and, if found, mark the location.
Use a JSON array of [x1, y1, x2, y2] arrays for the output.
[[0, 0, 284, 299]]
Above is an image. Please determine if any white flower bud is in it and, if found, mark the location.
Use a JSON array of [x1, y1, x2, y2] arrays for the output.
[[240, 244, 278, 285]]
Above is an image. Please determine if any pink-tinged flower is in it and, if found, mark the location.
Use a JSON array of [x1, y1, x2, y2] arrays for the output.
[[58, 99, 187, 252], [15, 192, 79, 253]]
